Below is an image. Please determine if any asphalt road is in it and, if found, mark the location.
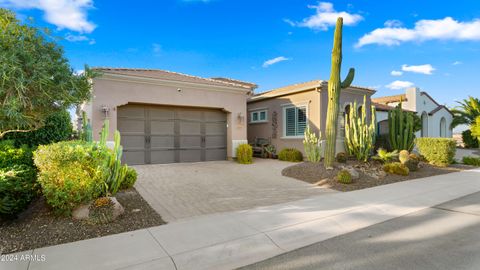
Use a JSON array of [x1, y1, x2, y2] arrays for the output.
[[239, 192, 480, 270]]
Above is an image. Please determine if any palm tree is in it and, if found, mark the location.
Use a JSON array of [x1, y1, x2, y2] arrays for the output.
[[451, 96, 480, 128]]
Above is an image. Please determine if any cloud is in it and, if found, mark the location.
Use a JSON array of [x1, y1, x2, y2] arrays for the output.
[[152, 43, 162, 56], [286, 2, 363, 31], [452, 61, 462, 65], [262, 56, 290, 68], [384, 20, 403, 28], [391, 70, 403, 76], [356, 17, 480, 47], [0, 0, 96, 33], [401, 64, 435, 75], [65, 33, 95, 44], [386, 80, 414, 90]]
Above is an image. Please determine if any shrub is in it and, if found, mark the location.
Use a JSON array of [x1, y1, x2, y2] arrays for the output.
[[383, 162, 409, 176], [34, 141, 110, 215], [120, 167, 137, 189], [373, 148, 398, 163], [337, 169, 352, 184], [462, 130, 479, 149], [416, 138, 456, 167], [0, 165, 38, 217], [0, 140, 34, 168], [403, 159, 419, 171], [4, 110, 73, 147], [278, 148, 303, 162], [303, 127, 321, 163], [236, 144, 253, 164], [463, 156, 480, 166], [336, 152, 347, 163]]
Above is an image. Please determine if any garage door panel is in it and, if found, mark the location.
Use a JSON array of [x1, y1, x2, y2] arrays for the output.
[[178, 110, 203, 121], [122, 150, 146, 165], [179, 150, 202, 162], [180, 136, 202, 148], [118, 119, 145, 133], [179, 121, 202, 135], [205, 149, 227, 161], [204, 111, 226, 121], [149, 108, 174, 120], [205, 122, 226, 135], [150, 120, 174, 135], [151, 150, 175, 164], [205, 136, 226, 148], [121, 135, 145, 149], [117, 106, 145, 118], [151, 136, 174, 149]]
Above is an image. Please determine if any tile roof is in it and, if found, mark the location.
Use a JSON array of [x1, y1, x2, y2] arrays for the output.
[[373, 102, 416, 113], [371, 94, 407, 104], [210, 77, 258, 89], [92, 67, 253, 89]]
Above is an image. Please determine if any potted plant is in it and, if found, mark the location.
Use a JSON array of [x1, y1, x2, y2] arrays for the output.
[[264, 145, 277, 159]]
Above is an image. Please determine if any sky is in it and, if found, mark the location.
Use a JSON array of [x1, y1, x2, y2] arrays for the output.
[[1, 0, 479, 119]]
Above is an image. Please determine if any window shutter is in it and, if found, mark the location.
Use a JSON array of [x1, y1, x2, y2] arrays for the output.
[[296, 107, 307, 136], [285, 107, 296, 136]]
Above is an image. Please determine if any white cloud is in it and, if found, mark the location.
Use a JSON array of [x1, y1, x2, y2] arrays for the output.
[[152, 43, 162, 56], [391, 70, 403, 76], [401, 64, 435, 75], [384, 20, 403, 28], [65, 33, 89, 42], [286, 2, 363, 31], [452, 61, 462, 65], [356, 17, 480, 47], [262, 56, 290, 68], [0, 0, 96, 33], [386, 80, 414, 90]]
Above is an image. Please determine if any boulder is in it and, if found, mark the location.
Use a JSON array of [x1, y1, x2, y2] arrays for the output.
[[340, 166, 360, 180], [71, 197, 124, 223]]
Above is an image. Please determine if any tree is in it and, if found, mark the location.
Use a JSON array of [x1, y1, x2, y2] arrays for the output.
[[451, 96, 480, 128], [471, 116, 480, 143], [0, 8, 93, 139], [324, 17, 355, 168]]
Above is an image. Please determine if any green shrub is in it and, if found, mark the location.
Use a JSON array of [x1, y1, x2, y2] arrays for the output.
[[462, 156, 480, 166], [373, 148, 398, 163], [236, 144, 253, 164], [337, 169, 352, 184], [416, 138, 456, 167], [0, 140, 34, 168], [4, 110, 73, 147], [120, 167, 137, 189], [383, 162, 409, 176], [336, 152, 347, 163], [462, 130, 479, 148], [403, 159, 419, 171], [303, 127, 321, 163], [0, 165, 38, 217], [33, 141, 110, 215], [278, 148, 303, 162]]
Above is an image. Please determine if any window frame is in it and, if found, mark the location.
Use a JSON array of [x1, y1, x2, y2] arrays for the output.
[[282, 104, 308, 138], [249, 109, 268, 123]]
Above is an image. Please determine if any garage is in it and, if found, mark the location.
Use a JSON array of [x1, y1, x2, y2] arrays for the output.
[[118, 104, 227, 165]]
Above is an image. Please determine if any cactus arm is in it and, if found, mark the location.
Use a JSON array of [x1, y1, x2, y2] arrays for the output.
[[341, 68, 355, 89]]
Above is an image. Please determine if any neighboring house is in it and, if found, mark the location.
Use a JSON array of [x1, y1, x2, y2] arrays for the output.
[[373, 87, 453, 138], [79, 68, 256, 165], [247, 80, 376, 155]]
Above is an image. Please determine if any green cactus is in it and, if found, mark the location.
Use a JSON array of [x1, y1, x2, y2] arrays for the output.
[[344, 96, 376, 162], [81, 111, 93, 142], [324, 17, 355, 168], [303, 127, 322, 163], [388, 103, 415, 151]]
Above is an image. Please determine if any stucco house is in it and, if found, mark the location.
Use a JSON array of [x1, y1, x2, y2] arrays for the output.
[[79, 68, 256, 165], [246, 80, 376, 155], [373, 87, 453, 138]]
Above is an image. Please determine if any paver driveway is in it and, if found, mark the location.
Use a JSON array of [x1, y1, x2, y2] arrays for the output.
[[133, 159, 334, 222]]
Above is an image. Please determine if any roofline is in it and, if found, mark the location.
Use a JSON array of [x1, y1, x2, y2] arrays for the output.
[[92, 67, 252, 90], [95, 72, 252, 95]]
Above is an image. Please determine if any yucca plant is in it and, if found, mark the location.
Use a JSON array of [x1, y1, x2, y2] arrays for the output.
[[373, 148, 398, 163], [303, 127, 322, 163], [344, 96, 376, 162]]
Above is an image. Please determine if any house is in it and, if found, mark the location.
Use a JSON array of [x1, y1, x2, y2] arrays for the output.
[[79, 68, 256, 165], [373, 87, 453, 138], [246, 80, 376, 155]]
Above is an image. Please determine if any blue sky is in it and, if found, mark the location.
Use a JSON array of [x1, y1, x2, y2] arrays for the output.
[[2, 0, 480, 110]]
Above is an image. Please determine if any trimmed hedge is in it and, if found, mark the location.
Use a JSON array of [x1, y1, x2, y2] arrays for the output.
[[278, 148, 303, 162], [34, 141, 111, 215], [0, 140, 34, 168], [236, 144, 253, 164], [415, 138, 456, 167], [0, 165, 38, 217], [4, 110, 73, 147]]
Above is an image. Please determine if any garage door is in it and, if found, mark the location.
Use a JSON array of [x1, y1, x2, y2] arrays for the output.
[[118, 104, 227, 165]]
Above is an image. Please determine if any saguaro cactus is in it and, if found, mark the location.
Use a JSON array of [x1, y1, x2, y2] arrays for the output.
[[388, 102, 415, 151], [324, 17, 355, 168]]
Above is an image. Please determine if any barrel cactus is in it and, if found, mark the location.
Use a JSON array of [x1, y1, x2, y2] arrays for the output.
[[399, 150, 410, 164], [388, 103, 415, 151], [324, 17, 355, 169]]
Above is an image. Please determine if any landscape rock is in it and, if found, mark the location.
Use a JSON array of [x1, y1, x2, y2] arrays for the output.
[[72, 197, 124, 223], [72, 204, 90, 220], [341, 166, 360, 179]]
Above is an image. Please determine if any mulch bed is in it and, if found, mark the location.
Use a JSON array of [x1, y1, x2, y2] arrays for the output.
[[282, 160, 475, 192], [0, 188, 165, 254]]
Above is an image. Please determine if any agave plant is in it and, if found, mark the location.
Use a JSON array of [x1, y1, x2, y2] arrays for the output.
[[373, 148, 399, 163]]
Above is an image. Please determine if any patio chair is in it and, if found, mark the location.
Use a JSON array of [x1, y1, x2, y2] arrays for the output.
[[250, 137, 271, 157]]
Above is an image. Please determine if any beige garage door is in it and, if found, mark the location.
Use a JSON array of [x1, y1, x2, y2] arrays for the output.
[[118, 104, 227, 165]]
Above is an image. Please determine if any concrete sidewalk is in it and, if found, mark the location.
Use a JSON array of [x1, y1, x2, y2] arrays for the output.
[[3, 168, 480, 270]]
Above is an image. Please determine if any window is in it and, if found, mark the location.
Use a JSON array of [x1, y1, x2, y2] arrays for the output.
[[440, 117, 447, 137], [250, 109, 268, 123], [284, 106, 307, 137], [421, 112, 428, 137]]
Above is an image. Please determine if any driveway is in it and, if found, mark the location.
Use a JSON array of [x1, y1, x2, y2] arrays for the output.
[[133, 159, 334, 222]]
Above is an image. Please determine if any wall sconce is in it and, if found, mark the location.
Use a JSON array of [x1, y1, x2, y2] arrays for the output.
[[101, 105, 110, 118], [237, 112, 244, 125]]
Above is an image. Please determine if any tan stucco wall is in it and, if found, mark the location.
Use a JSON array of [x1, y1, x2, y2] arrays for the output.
[[247, 84, 375, 156], [88, 74, 249, 158]]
